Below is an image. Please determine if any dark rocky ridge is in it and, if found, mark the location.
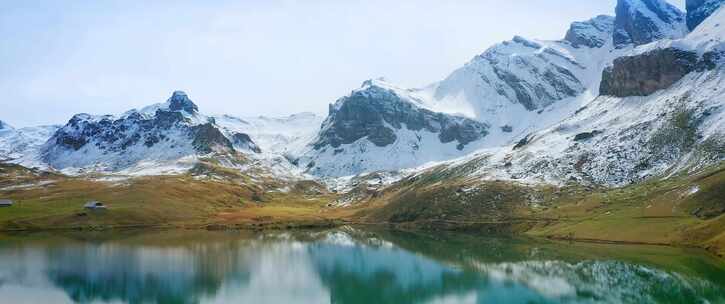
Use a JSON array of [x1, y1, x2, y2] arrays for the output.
[[231, 133, 262, 153], [600, 48, 720, 97], [191, 123, 234, 154], [313, 82, 489, 151], [613, 0, 686, 48], [167, 91, 199, 113], [687, 0, 725, 30], [42, 92, 259, 169]]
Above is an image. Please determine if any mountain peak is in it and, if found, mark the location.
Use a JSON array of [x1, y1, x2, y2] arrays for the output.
[[614, 0, 688, 48], [360, 77, 393, 89], [167, 90, 198, 113], [564, 15, 615, 48]]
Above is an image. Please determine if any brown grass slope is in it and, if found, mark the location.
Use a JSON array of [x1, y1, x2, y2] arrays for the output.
[[351, 162, 725, 258], [1, 160, 723, 258]]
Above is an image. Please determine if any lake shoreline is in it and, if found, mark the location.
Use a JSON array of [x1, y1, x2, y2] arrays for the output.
[[2, 218, 723, 261]]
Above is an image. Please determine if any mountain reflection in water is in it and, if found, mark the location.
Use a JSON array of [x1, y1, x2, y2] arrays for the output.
[[0, 228, 723, 304]]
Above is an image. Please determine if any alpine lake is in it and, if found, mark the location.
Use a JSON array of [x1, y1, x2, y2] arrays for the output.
[[0, 228, 723, 304]]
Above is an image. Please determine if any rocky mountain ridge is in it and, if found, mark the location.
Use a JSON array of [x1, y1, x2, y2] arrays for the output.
[[40, 91, 259, 175]]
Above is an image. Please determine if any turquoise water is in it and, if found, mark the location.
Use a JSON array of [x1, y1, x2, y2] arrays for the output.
[[0, 228, 723, 303]]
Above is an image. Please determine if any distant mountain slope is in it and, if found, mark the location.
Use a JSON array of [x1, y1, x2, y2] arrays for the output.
[[214, 112, 323, 156], [422, 31, 622, 146], [417, 8, 725, 186], [0, 120, 59, 166]]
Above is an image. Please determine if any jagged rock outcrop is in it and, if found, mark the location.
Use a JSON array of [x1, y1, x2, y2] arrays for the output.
[[564, 15, 616, 48], [191, 123, 234, 154], [600, 48, 720, 97], [613, 0, 688, 48], [313, 80, 489, 151], [687, 0, 725, 30], [231, 133, 262, 153], [167, 91, 198, 113]]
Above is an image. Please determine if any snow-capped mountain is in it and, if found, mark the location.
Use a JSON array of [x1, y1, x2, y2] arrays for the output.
[[211, 112, 325, 181], [297, 79, 490, 177], [1, 0, 722, 190], [427, 36, 588, 118], [41, 91, 258, 175], [298, 5, 623, 177], [0, 120, 59, 166], [213, 112, 323, 156], [293, 0, 722, 185], [422, 28, 621, 145], [416, 5, 725, 186], [687, 0, 725, 30], [613, 0, 688, 48]]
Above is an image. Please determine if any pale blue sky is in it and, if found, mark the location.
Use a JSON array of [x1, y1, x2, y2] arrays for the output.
[[1, 0, 685, 127]]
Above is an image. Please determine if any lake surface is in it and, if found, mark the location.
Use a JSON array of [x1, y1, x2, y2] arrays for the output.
[[0, 228, 723, 304]]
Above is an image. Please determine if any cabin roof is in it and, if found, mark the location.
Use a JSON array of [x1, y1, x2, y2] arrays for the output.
[[84, 201, 106, 208]]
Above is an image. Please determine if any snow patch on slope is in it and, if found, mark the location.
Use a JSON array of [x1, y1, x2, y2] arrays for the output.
[[0, 123, 60, 168], [214, 112, 323, 156]]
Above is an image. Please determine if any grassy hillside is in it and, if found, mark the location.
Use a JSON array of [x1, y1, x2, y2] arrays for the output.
[[0, 163, 345, 231], [353, 162, 725, 258], [525, 164, 725, 258], [1, 161, 724, 259]]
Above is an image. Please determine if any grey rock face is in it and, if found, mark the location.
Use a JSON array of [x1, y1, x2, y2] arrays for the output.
[[600, 48, 719, 97], [432, 35, 586, 117], [191, 123, 234, 154], [167, 91, 198, 113], [484, 37, 584, 111], [231, 132, 262, 153], [313, 82, 489, 151], [687, 0, 725, 30], [573, 130, 603, 141], [49, 108, 191, 153], [564, 15, 615, 48], [613, 0, 687, 48]]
